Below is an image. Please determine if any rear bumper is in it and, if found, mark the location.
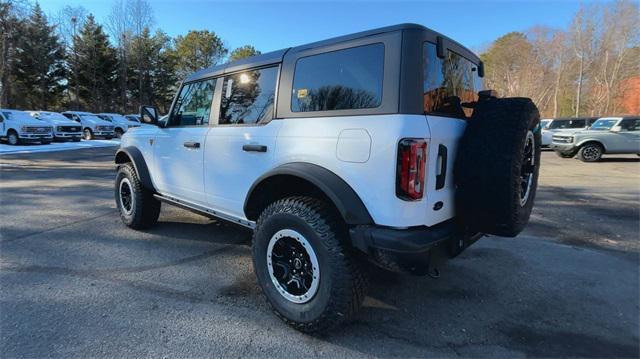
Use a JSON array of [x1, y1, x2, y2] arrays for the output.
[[350, 220, 483, 275]]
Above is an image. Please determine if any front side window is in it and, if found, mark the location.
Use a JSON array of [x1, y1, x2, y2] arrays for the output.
[[291, 43, 384, 112], [423, 43, 480, 119], [219, 66, 278, 125], [170, 79, 216, 127], [590, 119, 618, 130]]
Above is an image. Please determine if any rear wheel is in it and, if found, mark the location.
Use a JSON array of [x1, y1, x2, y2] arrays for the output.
[[577, 143, 603, 162], [455, 97, 541, 237], [83, 128, 94, 140], [252, 196, 366, 333], [7, 130, 19, 145], [115, 163, 161, 229]]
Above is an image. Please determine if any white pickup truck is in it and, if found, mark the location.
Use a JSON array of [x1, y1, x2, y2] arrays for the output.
[[28, 111, 83, 142], [0, 109, 53, 145]]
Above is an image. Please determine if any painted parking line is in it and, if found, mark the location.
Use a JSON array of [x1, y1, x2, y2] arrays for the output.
[[0, 139, 120, 155]]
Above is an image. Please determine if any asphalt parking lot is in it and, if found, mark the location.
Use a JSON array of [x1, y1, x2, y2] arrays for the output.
[[1, 147, 638, 358]]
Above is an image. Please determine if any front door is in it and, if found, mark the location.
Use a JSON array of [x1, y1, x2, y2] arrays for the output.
[[152, 78, 216, 206], [203, 66, 281, 219], [617, 118, 640, 153]]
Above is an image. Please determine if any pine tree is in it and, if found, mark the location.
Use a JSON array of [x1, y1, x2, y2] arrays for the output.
[[13, 3, 66, 110], [68, 14, 118, 112]]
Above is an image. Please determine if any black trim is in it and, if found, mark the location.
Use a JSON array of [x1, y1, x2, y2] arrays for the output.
[[244, 162, 373, 225], [350, 220, 455, 254], [242, 144, 267, 152], [436, 144, 448, 190], [114, 146, 154, 191]]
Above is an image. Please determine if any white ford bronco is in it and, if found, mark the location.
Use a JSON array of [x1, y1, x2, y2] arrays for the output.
[[0, 109, 53, 145], [552, 116, 640, 162], [114, 24, 541, 332]]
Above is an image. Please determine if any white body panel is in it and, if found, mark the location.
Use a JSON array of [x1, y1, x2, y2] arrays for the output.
[[121, 114, 465, 228]]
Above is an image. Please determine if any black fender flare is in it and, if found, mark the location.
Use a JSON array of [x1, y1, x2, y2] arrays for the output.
[[244, 162, 373, 225], [114, 146, 154, 191]]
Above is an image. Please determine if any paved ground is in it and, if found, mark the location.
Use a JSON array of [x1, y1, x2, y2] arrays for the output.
[[0, 148, 638, 358], [0, 138, 120, 155]]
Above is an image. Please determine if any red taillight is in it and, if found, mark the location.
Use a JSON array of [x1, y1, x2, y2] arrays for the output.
[[396, 138, 427, 201]]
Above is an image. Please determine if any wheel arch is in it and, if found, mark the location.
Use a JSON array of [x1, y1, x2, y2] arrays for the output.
[[244, 163, 373, 225], [577, 139, 607, 152], [115, 146, 155, 191]]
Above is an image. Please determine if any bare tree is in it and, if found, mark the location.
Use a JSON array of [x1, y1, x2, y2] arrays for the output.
[[107, 0, 133, 112], [127, 0, 154, 110]]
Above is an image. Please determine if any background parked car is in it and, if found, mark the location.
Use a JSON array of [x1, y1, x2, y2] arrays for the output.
[[98, 113, 141, 137], [542, 117, 598, 151], [551, 116, 640, 162], [28, 111, 82, 142], [61, 111, 115, 140], [0, 109, 53, 145]]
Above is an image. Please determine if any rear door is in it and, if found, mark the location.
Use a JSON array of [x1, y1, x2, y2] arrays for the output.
[[152, 78, 216, 206], [203, 66, 281, 219]]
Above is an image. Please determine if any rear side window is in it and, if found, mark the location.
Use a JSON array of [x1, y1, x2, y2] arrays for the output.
[[423, 42, 481, 119], [620, 118, 640, 131], [220, 66, 278, 125], [291, 43, 384, 112], [170, 79, 216, 126]]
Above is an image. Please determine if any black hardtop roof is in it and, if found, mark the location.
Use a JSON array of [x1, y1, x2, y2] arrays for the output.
[[184, 23, 479, 83]]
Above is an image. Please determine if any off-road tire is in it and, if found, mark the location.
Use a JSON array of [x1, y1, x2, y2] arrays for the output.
[[577, 143, 603, 162], [555, 150, 576, 158], [83, 128, 94, 140], [7, 130, 20, 145], [115, 163, 161, 229], [252, 196, 367, 333], [455, 97, 541, 237]]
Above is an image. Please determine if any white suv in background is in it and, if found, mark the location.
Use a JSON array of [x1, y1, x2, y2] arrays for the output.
[[28, 111, 83, 142], [552, 116, 640, 161], [113, 24, 542, 332], [541, 117, 597, 148], [61, 111, 115, 140], [0, 109, 53, 145]]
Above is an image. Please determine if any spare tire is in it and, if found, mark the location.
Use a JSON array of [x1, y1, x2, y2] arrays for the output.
[[454, 97, 541, 237]]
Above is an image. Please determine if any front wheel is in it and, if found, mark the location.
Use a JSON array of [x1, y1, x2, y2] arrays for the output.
[[83, 128, 94, 140], [7, 130, 20, 145], [577, 143, 603, 162], [252, 196, 366, 333], [115, 163, 161, 229]]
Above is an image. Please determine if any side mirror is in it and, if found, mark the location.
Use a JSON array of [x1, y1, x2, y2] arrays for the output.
[[610, 125, 622, 132], [140, 106, 160, 126]]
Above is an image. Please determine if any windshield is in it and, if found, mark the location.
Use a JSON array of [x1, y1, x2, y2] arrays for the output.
[[2, 111, 33, 121], [80, 114, 105, 122], [589, 119, 618, 130], [541, 120, 551, 129], [39, 112, 69, 121]]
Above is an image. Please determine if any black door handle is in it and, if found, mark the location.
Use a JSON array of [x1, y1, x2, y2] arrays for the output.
[[435, 144, 448, 190], [242, 144, 267, 152], [183, 141, 200, 149]]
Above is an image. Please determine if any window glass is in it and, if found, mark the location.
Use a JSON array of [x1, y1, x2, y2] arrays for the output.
[[589, 119, 618, 130], [219, 66, 278, 125], [291, 43, 384, 112], [620, 118, 640, 131], [423, 43, 481, 119], [170, 79, 216, 126]]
